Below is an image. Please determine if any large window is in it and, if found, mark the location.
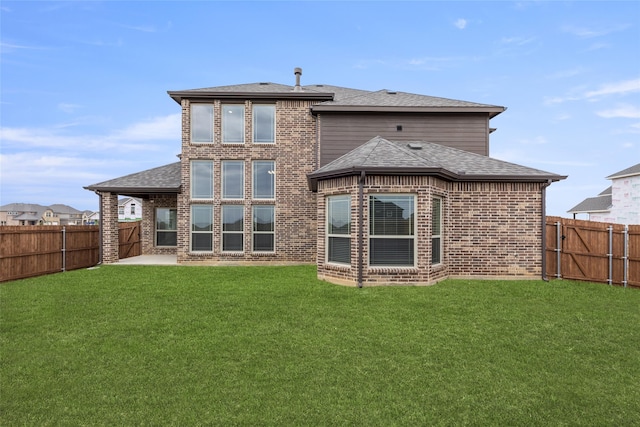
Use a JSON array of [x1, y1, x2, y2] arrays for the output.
[[191, 104, 214, 143], [222, 161, 244, 199], [253, 205, 275, 252], [222, 205, 244, 252], [191, 160, 213, 199], [191, 205, 213, 252], [432, 197, 442, 264], [222, 104, 244, 143], [327, 195, 351, 264], [253, 105, 275, 143], [252, 161, 275, 199], [369, 195, 415, 266], [156, 208, 177, 247]]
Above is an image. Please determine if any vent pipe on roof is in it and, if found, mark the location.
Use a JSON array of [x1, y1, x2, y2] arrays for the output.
[[294, 67, 302, 91]]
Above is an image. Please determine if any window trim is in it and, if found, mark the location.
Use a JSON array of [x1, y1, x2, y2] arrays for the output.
[[190, 160, 214, 200], [432, 196, 443, 265], [252, 104, 276, 144], [190, 103, 214, 144], [155, 207, 177, 247], [221, 160, 245, 200], [252, 160, 276, 200], [252, 205, 275, 253], [221, 205, 244, 253], [326, 195, 351, 265], [222, 104, 245, 144], [368, 194, 416, 267], [190, 204, 214, 253]]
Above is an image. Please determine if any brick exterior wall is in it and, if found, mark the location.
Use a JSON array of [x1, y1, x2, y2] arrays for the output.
[[141, 195, 178, 255], [316, 175, 544, 286], [176, 98, 318, 264], [100, 191, 119, 263]]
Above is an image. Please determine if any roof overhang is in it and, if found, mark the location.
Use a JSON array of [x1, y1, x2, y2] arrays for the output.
[[307, 167, 565, 192], [83, 186, 181, 198], [310, 105, 506, 118], [168, 91, 334, 104]]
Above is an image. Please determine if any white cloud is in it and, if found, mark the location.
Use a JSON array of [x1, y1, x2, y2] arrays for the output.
[[596, 104, 640, 119], [585, 78, 640, 99], [119, 23, 157, 33], [562, 24, 631, 38], [58, 103, 83, 113], [454, 19, 467, 30]]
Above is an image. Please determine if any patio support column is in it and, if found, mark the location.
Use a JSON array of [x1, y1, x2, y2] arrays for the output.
[[101, 191, 119, 263]]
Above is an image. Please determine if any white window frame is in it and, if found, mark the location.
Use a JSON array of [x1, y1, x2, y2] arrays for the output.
[[190, 160, 214, 200], [369, 194, 416, 267], [222, 104, 245, 144], [252, 160, 275, 200], [191, 103, 214, 144], [252, 104, 276, 144], [326, 195, 351, 265], [432, 197, 442, 265], [221, 205, 244, 253], [221, 160, 245, 200], [252, 205, 275, 253], [190, 205, 213, 252], [155, 207, 177, 247]]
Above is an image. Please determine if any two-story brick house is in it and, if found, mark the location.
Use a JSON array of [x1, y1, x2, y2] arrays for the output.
[[86, 69, 565, 286]]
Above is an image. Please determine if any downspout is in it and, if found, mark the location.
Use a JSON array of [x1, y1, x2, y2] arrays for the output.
[[93, 190, 103, 266], [357, 171, 365, 288], [541, 180, 552, 281]]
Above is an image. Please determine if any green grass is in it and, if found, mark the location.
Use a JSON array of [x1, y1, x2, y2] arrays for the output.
[[2, 265, 639, 426]]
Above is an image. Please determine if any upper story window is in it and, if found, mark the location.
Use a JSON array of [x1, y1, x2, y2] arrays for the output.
[[191, 160, 214, 200], [222, 104, 244, 143], [252, 161, 275, 199], [253, 105, 275, 143], [191, 104, 214, 143], [222, 160, 244, 200], [369, 195, 415, 267], [130, 204, 136, 215]]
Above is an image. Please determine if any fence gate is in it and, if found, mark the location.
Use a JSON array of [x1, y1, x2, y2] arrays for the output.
[[118, 221, 141, 259], [546, 216, 638, 288]]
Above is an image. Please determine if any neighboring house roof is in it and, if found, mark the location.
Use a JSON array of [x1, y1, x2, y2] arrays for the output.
[[47, 204, 82, 214], [118, 197, 142, 206], [308, 136, 566, 191], [168, 81, 505, 117], [85, 162, 181, 196], [567, 187, 613, 214], [606, 163, 640, 180]]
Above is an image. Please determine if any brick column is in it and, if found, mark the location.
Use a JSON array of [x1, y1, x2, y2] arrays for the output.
[[101, 192, 119, 263]]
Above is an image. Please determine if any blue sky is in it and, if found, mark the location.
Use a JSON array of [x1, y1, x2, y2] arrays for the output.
[[1, 1, 638, 217]]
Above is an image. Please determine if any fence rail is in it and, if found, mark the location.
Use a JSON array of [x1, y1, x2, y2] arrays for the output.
[[546, 216, 639, 288], [0, 222, 140, 283]]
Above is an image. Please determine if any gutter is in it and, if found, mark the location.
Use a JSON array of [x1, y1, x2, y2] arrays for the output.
[[357, 171, 365, 288], [541, 180, 552, 281]]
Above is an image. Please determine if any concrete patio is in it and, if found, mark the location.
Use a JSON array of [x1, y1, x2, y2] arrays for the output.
[[113, 255, 178, 265]]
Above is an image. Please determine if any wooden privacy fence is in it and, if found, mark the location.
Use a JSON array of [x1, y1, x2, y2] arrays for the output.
[[0, 222, 141, 282], [546, 216, 639, 288]]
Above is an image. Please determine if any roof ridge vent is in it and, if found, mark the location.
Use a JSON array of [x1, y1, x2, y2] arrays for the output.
[[259, 82, 269, 85], [387, 90, 397, 95], [407, 142, 423, 150]]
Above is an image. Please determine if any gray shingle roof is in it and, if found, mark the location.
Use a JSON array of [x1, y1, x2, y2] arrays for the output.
[[606, 163, 640, 179], [314, 89, 499, 108], [85, 162, 181, 195], [567, 187, 612, 214], [308, 136, 566, 191]]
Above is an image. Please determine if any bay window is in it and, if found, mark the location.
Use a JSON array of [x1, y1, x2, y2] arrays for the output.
[[327, 195, 351, 264], [369, 195, 415, 266]]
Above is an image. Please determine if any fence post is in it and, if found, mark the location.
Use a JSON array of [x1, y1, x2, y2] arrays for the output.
[[62, 226, 66, 272], [623, 225, 629, 288], [607, 226, 613, 286], [555, 221, 562, 278]]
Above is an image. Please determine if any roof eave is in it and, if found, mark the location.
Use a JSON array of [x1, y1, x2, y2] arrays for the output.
[[310, 105, 506, 117], [84, 186, 181, 195], [168, 90, 335, 104], [307, 168, 566, 192]]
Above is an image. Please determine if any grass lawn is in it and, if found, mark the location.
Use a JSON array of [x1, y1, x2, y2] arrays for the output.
[[1, 265, 639, 426]]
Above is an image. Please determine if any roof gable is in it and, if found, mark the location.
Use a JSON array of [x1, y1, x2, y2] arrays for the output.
[[606, 163, 640, 180]]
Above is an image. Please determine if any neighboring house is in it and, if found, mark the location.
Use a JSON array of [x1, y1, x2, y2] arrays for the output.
[[0, 203, 84, 226], [118, 197, 142, 222], [568, 163, 640, 225], [83, 210, 100, 225], [86, 68, 565, 286]]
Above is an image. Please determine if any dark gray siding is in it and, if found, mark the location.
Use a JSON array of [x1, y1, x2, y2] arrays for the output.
[[318, 113, 490, 166]]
